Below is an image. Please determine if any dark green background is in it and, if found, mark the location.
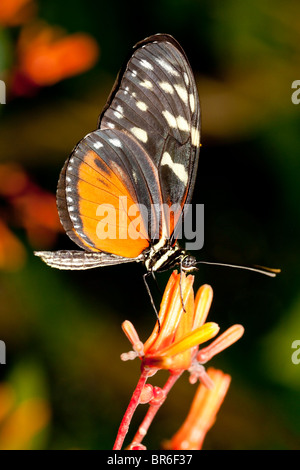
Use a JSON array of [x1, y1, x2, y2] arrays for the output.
[[0, 0, 299, 449]]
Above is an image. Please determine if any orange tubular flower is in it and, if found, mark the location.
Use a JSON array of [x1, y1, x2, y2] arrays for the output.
[[164, 368, 231, 450], [122, 271, 244, 381], [117, 272, 244, 450]]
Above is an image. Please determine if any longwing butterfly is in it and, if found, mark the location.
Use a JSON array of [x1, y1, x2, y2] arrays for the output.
[[35, 34, 279, 301], [35, 34, 201, 279]]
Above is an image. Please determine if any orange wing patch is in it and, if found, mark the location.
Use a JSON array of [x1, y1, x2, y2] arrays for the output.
[[73, 150, 150, 258]]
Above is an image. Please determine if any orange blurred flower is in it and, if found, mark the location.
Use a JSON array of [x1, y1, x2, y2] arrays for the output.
[[0, 163, 29, 198], [13, 190, 62, 247], [17, 22, 99, 86], [0, 163, 63, 267], [0, 384, 15, 423], [0, 383, 50, 450], [164, 368, 231, 450], [0, 0, 36, 26], [0, 219, 27, 271]]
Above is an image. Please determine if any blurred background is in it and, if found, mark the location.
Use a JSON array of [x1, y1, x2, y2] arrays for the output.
[[0, 0, 299, 450]]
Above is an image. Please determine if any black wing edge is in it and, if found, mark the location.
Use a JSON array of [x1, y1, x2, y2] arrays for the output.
[[97, 33, 193, 128], [34, 250, 143, 270]]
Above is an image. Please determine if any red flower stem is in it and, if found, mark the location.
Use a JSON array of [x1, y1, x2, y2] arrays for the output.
[[113, 368, 150, 450], [131, 371, 183, 446]]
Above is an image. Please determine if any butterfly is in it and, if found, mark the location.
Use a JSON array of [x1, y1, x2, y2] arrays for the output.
[[35, 34, 201, 290], [35, 34, 279, 309]]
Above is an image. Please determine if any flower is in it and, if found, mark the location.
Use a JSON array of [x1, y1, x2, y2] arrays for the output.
[[117, 272, 244, 450], [164, 368, 231, 450], [0, 219, 26, 271], [16, 22, 99, 87], [121, 271, 244, 382], [0, 0, 36, 26], [0, 163, 64, 271], [0, 382, 51, 450]]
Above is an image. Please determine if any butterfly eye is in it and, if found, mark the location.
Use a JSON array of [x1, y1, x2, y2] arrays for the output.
[[181, 255, 197, 271]]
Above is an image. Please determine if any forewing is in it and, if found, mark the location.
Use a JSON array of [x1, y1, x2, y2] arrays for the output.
[[99, 34, 201, 238]]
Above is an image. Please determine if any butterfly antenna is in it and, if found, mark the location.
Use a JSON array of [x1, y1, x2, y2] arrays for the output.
[[196, 261, 281, 277]]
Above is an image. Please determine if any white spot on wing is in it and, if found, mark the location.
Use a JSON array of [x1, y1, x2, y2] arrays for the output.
[[159, 82, 174, 94], [107, 122, 115, 129], [131, 127, 148, 143], [113, 105, 123, 119], [155, 58, 179, 76], [189, 93, 195, 113], [162, 110, 177, 128], [136, 101, 148, 111], [78, 231, 87, 239], [93, 141, 103, 149], [191, 126, 200, 147], [174, 84, 188, 104], [176, 116, 189, 132], [161, 151, 188, 185], [109, 138, 122, 147], [162, 111, 190, 132], [131, 70, 137, 77], [184, 72, 189, 86], [132, 171, 138, 184], [140, 80, 153, 89], [140, 59, 153, 70]]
